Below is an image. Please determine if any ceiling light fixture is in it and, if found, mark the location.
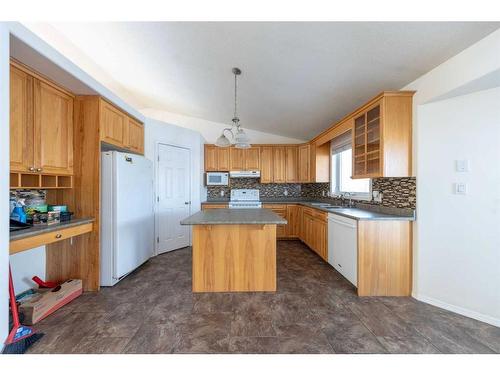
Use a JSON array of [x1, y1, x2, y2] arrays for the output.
[[215, 67, 250, 149]]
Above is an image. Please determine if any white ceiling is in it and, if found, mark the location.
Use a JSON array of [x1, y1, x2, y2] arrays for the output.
[[43, 22, 499, 140]]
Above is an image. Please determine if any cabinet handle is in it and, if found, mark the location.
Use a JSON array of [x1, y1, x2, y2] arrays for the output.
[[338, 263, 342, 268], [55, 234, 62, 239], [36, 168, 43, 172], [28, 167, 35, 172]]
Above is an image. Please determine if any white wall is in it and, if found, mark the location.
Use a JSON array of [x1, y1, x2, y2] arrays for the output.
[[415, 89, 500, 326], [404, 28, 500, 326], [10, 247, 45, 294], [0, 22, 10, 348], [144, 118, 205, 246], [141, 108, 305, 145]]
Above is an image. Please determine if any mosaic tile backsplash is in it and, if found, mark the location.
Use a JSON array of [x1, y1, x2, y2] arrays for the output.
[[207, 177, 416, 209], [208, 178, 302, 199]]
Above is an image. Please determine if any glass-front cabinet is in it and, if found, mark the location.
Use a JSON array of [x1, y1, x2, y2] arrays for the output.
[[350, 92, 413, 179], [352, 101, 382, 178]]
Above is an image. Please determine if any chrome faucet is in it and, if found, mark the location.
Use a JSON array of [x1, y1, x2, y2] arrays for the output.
[[342, 192, 354, 208]]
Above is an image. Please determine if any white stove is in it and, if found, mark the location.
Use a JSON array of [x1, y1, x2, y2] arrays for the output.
[[229, 189, 262, 209]]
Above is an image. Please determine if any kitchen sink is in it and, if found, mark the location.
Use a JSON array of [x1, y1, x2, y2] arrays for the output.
[[310, 203, 343, 209]]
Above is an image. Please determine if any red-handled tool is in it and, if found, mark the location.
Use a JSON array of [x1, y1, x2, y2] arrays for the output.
[[32, 276, 58, 289], [3, 266, 43, 354]]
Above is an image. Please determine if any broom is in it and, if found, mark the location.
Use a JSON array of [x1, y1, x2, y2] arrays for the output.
[[2, 265, 43, 354]]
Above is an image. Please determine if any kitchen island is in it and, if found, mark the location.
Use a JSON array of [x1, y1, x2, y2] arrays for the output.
[[180, 209, 287, 292]]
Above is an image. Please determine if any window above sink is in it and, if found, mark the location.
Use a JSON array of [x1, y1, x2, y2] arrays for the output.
[[330, 132, 371, 200]]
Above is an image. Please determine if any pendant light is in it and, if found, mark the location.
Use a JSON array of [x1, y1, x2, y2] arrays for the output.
[[215, 67, 250, 149]]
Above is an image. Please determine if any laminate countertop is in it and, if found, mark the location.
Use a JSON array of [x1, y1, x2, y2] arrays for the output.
[[181, 209, 287, 225], [202, 200, 415, 221], [10, 217, 95, 241]]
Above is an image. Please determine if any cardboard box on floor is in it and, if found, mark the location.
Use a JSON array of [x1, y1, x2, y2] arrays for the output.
[[19, 279, 83, 325]]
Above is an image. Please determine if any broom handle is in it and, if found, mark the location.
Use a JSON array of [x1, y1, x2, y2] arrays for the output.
[[8, 265, 20, 327]]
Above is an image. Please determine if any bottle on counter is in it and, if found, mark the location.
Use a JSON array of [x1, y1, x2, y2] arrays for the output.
[[11, 202, 27, 223]]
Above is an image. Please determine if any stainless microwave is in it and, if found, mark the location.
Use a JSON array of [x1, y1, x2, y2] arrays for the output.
[[206, 172, 229, 186]]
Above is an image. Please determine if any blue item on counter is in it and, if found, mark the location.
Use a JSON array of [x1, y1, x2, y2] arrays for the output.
[[11, 206, 27, 223]]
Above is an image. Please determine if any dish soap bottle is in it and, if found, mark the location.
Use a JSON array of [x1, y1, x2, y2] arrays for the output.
[[11, 201, 27, 223]]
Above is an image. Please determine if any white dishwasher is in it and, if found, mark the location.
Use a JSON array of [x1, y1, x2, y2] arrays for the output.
[[327, 213, 358, 287]]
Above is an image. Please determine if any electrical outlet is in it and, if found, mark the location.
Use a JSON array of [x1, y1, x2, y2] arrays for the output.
[[455, 160, 470, 172], [454, 182, 467, 195], [372, 190, 382, 202]]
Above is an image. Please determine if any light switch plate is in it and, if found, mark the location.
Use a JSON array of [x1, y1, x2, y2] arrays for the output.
[[454, 182, 467, 195], [455, 160, 470, 172]]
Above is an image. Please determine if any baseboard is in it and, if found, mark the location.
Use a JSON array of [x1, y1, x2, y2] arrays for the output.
[[412, 293, 500, 327]]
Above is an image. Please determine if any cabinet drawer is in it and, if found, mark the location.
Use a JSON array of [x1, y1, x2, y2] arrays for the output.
[[302, 207, 315, 216], [263, 204, 286, 210], [313, 210, 328, 221], [201, 203, 228, 210], [10, 223, 93, 255]]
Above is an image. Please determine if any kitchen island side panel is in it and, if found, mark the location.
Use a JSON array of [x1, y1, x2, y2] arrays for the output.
[[192, 224, 276, 292]]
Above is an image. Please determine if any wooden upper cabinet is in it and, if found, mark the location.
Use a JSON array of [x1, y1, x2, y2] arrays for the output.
[[260, 146, 273, 183], [10, 65, 34, 173], [204, 145, 217, 171], [125, 117, 144, 154], [229, 147, 245, 170], [351, 93, 413, 179], [218, 147, 230, 171], [285, 146, 298, 182], [272, 147, 286, 183], [352, 102, 380, 178], [314, 142, 331, 183], [100, 100, 127, 148], [298, 144, 310, 183], [34, 81, 74, 175], [245, 146, 260, 170], [10, 62, 74, 177], [100, 99, 144, 154], [204, 145, 230, 171]]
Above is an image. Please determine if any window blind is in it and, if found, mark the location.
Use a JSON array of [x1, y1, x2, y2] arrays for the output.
[[331, 130, 352, 155]]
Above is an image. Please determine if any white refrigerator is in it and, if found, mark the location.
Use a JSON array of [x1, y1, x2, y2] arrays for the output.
[[100, 151, 154, 286]]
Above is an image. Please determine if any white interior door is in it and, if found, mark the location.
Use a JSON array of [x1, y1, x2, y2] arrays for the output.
[[156, 144, 191, 254]]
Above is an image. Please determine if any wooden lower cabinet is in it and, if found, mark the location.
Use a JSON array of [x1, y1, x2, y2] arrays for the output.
[[357, 220, 412, 296], [286, 205, 300, 237], [201, 203, 228, 210], [313, 217, 328, 260], [270, 203, 412, 296], [263, 204, 287, 238], [300, 207, 327, 261]]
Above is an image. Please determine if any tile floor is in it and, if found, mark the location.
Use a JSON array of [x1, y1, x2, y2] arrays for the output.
[[27, 241, 500, 354]]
